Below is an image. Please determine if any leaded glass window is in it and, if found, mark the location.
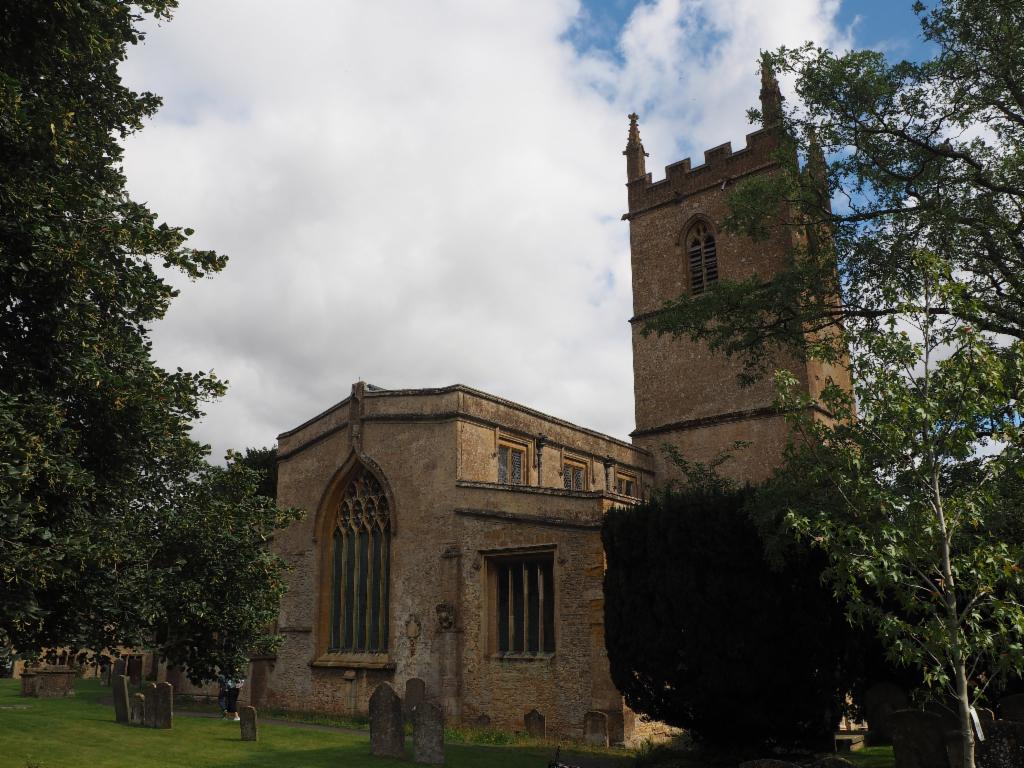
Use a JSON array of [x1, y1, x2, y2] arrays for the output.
[[328, 467, 390, 653], [493, 554, 555, 655], [562, 459, 586, 491], [616, 472, 638, 497], [686, 222, 718, 294], [498, 441, 527, 485]]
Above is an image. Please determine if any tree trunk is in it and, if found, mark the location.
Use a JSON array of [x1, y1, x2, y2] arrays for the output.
[[955, 659, 975, 768]]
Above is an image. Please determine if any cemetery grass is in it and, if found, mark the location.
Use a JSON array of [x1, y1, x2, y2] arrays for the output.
[[0, 679, 631, 768]]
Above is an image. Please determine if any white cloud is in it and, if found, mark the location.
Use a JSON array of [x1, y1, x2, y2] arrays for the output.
[[121, 0, 848, 460]]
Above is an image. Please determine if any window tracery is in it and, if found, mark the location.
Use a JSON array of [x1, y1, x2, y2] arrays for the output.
[[327, 466, 391, 653]]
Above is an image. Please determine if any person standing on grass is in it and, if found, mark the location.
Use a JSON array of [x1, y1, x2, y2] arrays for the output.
[[223, 673, 244, 721], [217, 670, 245, 720]]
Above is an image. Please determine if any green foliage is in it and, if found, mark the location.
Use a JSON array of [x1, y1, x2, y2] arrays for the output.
[[0, 2, 296, 680], [642, 3, 1024, 763], [768, 255, 1024, 707], [234, 446, 279, 501], [649, 1, 1024, 369], [602, 485, 860, 750]]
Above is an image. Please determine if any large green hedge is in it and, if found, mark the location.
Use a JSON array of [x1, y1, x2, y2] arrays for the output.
[[602, 486, 860, 749]]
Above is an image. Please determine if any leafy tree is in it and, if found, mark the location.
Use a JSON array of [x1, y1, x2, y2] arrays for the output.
[[602, 484, 860, 751], [762, 256, 1024, 767], [647, 0, 1024, 368], [235, 446, 279, 501], [0, 1, 296, 677], [642, 2, 1024, 764]]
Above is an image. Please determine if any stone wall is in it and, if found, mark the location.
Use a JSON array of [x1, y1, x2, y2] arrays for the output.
[[267, 382, 650, 740]]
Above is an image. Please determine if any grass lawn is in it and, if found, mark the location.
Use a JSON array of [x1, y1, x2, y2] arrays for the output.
[[0, 678, 893, 768], [0, 678, 626, 768]]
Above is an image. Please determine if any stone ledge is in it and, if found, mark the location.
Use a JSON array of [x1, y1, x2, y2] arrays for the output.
[[311, 656, 396, 671], [455, 507, 603, 530]]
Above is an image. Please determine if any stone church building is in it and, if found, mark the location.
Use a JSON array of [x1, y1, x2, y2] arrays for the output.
[[248, 68, 848, 742]]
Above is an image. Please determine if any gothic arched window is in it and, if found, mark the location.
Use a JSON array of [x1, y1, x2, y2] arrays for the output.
[[686, 221, 718, 294], [327, 466, 391, 653]]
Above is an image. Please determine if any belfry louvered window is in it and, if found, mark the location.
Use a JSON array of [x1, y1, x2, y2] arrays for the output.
[[328, 467, 390, 653], [686, 222, 718, 294]]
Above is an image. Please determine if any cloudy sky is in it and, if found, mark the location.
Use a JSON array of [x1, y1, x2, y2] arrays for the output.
[[120, 0, 931, 460]]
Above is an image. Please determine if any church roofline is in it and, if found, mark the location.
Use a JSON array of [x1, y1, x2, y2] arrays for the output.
[[277, 382, 647, 456]]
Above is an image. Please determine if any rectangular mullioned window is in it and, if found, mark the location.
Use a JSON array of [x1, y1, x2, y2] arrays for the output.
[[562, 457, 587, 491], [490, 552, 555, 656], [497, 439, 527, 485], [616, 471, 638, 497]]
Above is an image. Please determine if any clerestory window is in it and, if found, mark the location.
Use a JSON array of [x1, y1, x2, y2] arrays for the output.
[[686, 221, 718, 294], [328, 466, 391, 653], [562, 457, 587, 491], [615, 471, 638, 497], [497, 439, 528, 485]]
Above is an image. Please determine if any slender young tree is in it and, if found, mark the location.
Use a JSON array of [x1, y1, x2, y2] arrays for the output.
[[641, 2, 1024, 765]]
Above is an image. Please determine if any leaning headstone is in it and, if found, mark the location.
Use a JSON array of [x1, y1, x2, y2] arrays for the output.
[[583, 710, 609, 747], [864, 681, 908, 745], [890, 709, 947, 768], [524, 708, 545, 738], [112, 674, 129, 724], [369, 683, 405, 758], [239, 706, 258, 741], [129, 693, 145, 726], [999, 693, 1024, 723], [142, 683, 157, 728], [412, 701, 445, 765], [404, 677, 426, 718], [153, 682, 172, 729], [738, 761, 802, 768]]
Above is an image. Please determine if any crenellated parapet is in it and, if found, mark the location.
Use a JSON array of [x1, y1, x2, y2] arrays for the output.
[[623, 126, 783, 219], [624, 61, 789, 219]]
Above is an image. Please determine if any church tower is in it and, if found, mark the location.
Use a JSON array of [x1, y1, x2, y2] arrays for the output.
[[624, 66, 848, 486]]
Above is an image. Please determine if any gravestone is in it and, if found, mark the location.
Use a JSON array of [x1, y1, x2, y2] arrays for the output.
[[583, 710, 609, 747], [404, 677, 426, 718], [524, 708, 545, 738], [142, 683, 157, 728], [369, 683, 405, 758], [127, 656, 143, 688], [153, 682, 173, 729], [112, 658, 126, 679], [474, 713, 491, 727], [864, 681, 908, 745], [890, 709, 947, 768], [946, 720, 1024, 768], [738, 761, 802, 768], [412, 701, 445, 765], [239, 706, 258, 741], [112, 674, 129, 724], [129, 693, 145, 726], [19, 671, 38, 698], [999, 693, 1024, 723], [34, 667, 75, 697]]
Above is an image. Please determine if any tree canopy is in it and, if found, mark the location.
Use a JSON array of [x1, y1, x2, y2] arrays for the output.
[[602, 484, 861, 751], [641, 2, 1024, 765], [0, 1, 295, 678]]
